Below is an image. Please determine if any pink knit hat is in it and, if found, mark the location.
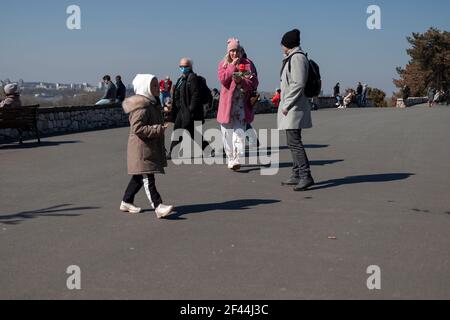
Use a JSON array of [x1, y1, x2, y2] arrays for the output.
[[227, 38, 240, 52]]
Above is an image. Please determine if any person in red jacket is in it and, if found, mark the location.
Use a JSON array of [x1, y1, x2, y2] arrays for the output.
[[159, 76, 172, 106], [272, 89, 281, 108]]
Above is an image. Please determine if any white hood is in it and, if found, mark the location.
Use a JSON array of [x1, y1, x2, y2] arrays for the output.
[[132, 74, 156, 100]]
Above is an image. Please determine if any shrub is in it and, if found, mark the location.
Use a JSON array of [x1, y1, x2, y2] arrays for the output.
[[368, 88, 388, 108]]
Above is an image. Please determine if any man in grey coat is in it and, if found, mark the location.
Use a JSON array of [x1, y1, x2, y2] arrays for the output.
[[278, 29, 315, 191]]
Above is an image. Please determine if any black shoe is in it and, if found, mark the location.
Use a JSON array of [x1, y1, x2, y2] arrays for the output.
[[210, 149, 216, 158], [282, 176, 300, 186], [294, 176, 315, 192]]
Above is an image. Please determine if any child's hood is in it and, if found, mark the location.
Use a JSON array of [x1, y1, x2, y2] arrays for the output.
[[123, 74, 157, 114]]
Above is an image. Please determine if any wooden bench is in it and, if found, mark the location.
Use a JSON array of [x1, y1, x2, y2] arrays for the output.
[[0, 105, 41, 144]]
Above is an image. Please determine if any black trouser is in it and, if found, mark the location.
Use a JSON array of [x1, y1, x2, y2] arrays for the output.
[[169, 121, 211, 154], [286, 130, 312, 179], [123, 175, 162, 208]]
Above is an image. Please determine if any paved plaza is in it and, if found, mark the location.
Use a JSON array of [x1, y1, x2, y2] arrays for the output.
[[1, 105, 449, 299]]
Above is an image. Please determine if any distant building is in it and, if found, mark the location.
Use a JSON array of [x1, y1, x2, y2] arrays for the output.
[[84, 86, 98, 93]]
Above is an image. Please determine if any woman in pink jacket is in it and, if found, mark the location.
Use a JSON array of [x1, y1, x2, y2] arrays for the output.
[[217, 38, 259, 171]]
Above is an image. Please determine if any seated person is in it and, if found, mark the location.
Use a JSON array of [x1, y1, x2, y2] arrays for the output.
[[96, 75, 117, 105], [339, 91, 355, 109], [0, 83, 22, 108]]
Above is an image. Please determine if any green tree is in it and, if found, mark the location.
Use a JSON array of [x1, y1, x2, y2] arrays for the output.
[[394, 27, 450, 96]]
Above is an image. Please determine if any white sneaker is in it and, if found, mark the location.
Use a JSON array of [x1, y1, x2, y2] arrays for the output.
[[155, 204, 174, 219], [228, 159, 241, 171], [120, 202, 142, 214]]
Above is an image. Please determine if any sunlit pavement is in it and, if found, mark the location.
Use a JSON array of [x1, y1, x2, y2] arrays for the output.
[[1, 105, 449, 299]]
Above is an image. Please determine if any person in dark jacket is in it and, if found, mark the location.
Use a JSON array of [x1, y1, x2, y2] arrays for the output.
[[356, 82, 363, 107], [334, 83, 342, 107], [167, 58, 213, 160], [333, 83, 340, 97], [116, 75, 127, 103]]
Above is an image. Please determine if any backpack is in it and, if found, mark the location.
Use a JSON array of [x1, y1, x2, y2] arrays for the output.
[[284, 52, 322, 98]]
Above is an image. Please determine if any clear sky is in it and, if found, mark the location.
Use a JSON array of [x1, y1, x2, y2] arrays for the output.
[[0, 0, 449, 95]]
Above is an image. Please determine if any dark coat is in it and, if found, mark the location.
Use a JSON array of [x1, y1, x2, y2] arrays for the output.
[[122, 95, 167, 175], [102, 82, 117, 100], [357, 84, 363, 95], [116, 81, 127, 102], [172, 72, 204, 130], [333, 85, 340, 97]]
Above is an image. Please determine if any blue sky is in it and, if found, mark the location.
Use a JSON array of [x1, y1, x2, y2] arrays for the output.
[[0, 0, 449, 95]]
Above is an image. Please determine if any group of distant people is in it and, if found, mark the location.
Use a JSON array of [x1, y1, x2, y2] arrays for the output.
[[427, 87, 449, 108], [333, 82, 369, 109], [95, 75, 127, 106]]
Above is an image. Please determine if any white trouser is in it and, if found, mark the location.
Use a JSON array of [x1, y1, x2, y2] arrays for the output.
[[221, 121, 246, 165], [95, 99, 117, 105]]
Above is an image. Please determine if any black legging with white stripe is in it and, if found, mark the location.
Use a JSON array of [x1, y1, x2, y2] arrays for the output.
[[123, 175, 162, 208]]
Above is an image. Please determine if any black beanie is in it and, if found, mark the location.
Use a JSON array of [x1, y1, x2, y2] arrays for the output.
[[281, 29, 301, 49]]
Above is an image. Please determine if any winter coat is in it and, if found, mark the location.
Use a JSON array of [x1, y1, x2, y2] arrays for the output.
[[160, 79, 173, 93], [172, 72, 204, 130], [272, 92, 281, 108], [102, 82, 117, 100], [277, 47, 313, 130], [0, 95, 22, 108], [122, 95, 167, 175], [116, 81, 127, 102], [217, 58, 259, 125]]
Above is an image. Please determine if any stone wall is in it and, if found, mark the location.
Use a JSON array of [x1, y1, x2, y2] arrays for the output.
[[313, 96, 373, 109], [254, 96, 374, 113], [0, 104, 129, 142], [1, 96, 377, 143], [396, 97, 428, 108]]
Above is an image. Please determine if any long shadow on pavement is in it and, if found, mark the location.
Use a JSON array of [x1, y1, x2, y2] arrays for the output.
[[276, 145, 329, 151], [0, 204, 100, 225], [252, 144, 329, 153], [166, 199, 281, 220], [0, 140, 81, 150], [238, 160, 344, 174], [308, 173, 415, 191]]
